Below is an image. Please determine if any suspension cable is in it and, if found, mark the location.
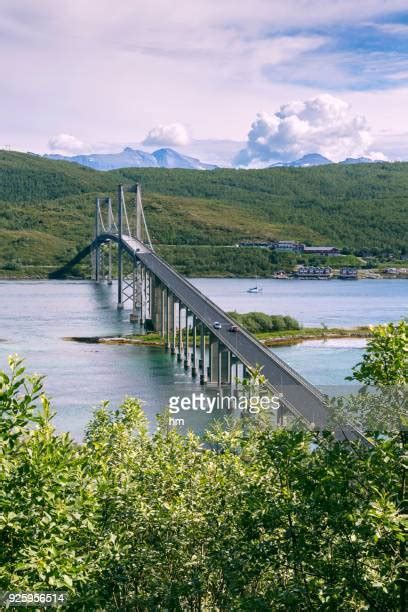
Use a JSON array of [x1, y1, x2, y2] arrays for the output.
[[98, 201, 107, 233]]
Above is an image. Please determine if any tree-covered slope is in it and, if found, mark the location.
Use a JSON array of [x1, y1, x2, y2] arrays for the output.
[[0, 150, 117, 202], [0, 151, 406, 276], [123, 164, 407, 254]]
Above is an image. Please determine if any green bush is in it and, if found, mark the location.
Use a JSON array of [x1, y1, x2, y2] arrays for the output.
[[283, 315, 300, 330], [228, 311, 301, 333], [1, 322, 407, 609], [0, 356, 405, 609]]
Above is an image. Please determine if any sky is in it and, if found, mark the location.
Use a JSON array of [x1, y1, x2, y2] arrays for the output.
[[1, 0, 408, 165]]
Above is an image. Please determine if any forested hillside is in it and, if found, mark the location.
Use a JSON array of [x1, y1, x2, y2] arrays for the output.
[[0, 151, 406, 277]]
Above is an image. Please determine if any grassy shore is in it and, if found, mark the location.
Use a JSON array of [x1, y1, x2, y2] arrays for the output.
[[257, 326, 371, 346]]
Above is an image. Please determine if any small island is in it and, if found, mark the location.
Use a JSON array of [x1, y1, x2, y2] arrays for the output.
[[66, 312, 372, 348]]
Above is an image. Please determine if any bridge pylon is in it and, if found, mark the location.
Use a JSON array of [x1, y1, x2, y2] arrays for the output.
[[92, 184, 155, 325]]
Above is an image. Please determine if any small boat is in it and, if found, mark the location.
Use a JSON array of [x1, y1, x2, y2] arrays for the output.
[[247, 273, 264, 293]]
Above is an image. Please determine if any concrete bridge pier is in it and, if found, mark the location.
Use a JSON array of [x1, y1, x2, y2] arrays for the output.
[[199, 322, 207, 385], [117, 187, 124, 310], [208, 338, 231, 386], [161, 287, 166, 338], [165, 289, 176, 351], [177, 303, 183, 362], [208, 334, 219, 384], [94, 198, 101, 284], [165, 289, 171, 350], [150, 276, 163, 333], [216, 346, 231, 386], [230, 356, 240, 392], [184, 310, 191, 370], [144, 270, 153, 325], [107, 241, 113, 285], [117, 243, 123, 309], [139, 265, 147, 325], [170, 297, 177, 355], [130, 265, 138, 322], [149, 271, 154, 321], [99, 249, 105, 284], [130, 263, 148, 326], [191, 315, 198, 377], [106, 197, 113, 285]]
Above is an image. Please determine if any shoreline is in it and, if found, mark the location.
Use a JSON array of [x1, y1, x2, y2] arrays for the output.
[[1, 273, 407, 281], [64, 326, 371, 349], [262, 330, 370, 346]]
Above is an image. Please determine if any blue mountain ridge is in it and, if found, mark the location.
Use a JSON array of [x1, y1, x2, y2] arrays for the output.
[[269, 153, 385, 168], [45, 147, 218, 171], [44, 148, 387, 170]]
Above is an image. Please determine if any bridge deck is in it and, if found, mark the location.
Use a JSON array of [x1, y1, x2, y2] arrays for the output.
[[99, 233, 333, 428]]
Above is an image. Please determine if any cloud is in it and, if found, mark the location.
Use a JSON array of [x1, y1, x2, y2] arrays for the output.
[[235, 94, 386, 166], [142, 123, 191, 147], [368, 22, 408, 35], [372, 130, 408, 160], [1, 1, 408, 156], [48, 133, 86, 154]]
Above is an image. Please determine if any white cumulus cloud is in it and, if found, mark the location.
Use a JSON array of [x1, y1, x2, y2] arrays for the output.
[[48, 133, 86, 154], [142, 123, 190, 147], [235, 94, 386, 166]]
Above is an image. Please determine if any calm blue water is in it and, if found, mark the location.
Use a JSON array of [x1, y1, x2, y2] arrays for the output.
[[192, 278, 407, 328], [0, 279, 406, 437]]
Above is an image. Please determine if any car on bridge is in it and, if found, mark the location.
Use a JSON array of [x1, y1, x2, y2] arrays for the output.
[[229, 324, 238, 332], [213, 321, 222, 329]]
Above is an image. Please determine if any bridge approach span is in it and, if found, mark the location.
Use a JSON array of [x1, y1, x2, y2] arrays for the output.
[[94, 231, 348, 433]]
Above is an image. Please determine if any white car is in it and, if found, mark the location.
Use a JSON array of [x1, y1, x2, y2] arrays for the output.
[[213, 321, 222, 330]]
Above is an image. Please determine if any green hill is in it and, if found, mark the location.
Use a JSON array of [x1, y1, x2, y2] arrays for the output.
[[0, 151, 407, 277]]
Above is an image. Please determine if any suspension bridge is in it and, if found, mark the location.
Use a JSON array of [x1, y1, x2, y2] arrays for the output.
[[56, 184, 365, 439]]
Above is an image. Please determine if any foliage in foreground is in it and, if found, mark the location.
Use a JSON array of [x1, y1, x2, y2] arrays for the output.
[[329, 321, 408, 433], [349, 320, 408, 387], [1, 355, 407, 610]]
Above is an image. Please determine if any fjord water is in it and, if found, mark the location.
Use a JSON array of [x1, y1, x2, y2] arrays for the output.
[[0, 279, 407, 438]]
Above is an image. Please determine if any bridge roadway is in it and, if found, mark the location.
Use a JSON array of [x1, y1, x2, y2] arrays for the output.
[[97, 232, 337, 430]]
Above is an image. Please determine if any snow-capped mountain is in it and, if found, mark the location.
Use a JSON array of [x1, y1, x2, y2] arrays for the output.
[[287, 153, 332, 167], [340, 157, 380, 165], [45, 147, 217, 171], [268, 153, 387, 168], [44, 146, 387, 171], [270, 153, 332, 168], [151, 148, 216, 169]]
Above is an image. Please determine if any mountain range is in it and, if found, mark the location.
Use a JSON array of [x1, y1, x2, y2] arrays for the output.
[[44, 148, 386, 171], [45, 147, 217, 171], [269, 153, 384, 168]]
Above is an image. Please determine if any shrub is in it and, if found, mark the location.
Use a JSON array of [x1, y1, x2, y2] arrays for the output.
[[1, 344, 406, 610], [228, 311, 300, 333]]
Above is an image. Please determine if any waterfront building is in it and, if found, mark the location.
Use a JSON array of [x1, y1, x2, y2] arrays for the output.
[[296, 266, 332, 279], [339, 267, 358, 280]]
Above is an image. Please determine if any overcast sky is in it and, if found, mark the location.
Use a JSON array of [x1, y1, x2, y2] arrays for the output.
[[1, 0, 408, 164]]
